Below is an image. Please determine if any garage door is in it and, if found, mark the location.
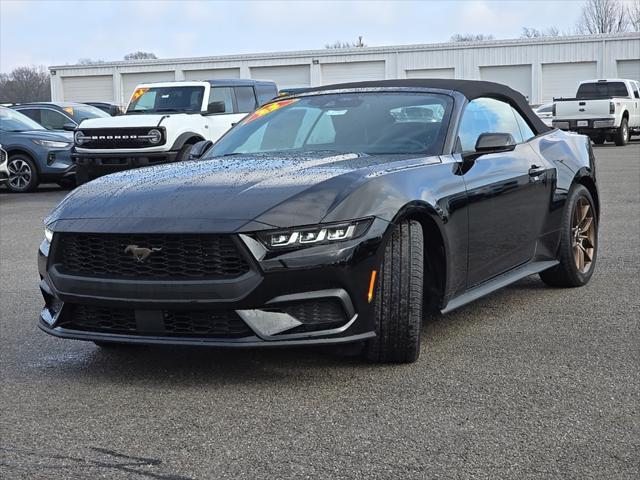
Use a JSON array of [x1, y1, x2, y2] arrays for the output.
[[617, 60, 640, 83], [250, 65, 310, 88], [321, 61, 385, 85], [406, 68, 454, 79], [62, 75, 114, 102], [122, 71, 176, 103], [541, 62, 597, 103], [184, 68, 240, 81], [480, 64, 532, 102]]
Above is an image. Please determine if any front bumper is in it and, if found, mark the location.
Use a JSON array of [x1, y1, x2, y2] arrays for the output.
[[38, 219, 390, 347], [72, 150, 179, 179]]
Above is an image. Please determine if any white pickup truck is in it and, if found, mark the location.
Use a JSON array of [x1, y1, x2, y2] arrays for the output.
[[72, 79, 277, 183], [552, 78, 640, 146]]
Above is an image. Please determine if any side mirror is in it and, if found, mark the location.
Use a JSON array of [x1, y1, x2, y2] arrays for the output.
[[205, 101, 226, 115], [109, 105, 121, 116], [62, 123, 77, 131], [474, 132, 516, 153], [188, 140, 213, 160]]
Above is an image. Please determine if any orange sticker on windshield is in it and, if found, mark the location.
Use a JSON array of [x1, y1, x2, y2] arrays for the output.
[[131, 87, 149, 102], [63, 106, 74, 115], [243, 98, 299, 125]]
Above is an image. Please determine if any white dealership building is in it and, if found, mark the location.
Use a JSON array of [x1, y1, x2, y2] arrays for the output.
[[50, 32, 640, 106]]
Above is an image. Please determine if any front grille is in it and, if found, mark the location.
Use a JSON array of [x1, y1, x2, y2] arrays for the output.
[[60, 305, 253, 338], [56, 233, 250, 279], [274, 298, 349, 334], [76, 127, 165, 149]]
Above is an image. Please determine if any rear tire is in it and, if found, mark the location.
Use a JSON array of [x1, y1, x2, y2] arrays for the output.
[[615, 117, 629, 146], [540, 185, 597, 288], [364, 219, 424, 363]]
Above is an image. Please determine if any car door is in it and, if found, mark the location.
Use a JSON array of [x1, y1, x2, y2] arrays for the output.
[[459, 97, 553, 287], [204, 86, 247, 143]]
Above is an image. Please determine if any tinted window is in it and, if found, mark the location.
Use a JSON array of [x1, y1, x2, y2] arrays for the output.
[[256, 84, 278, 105], [458, 97, 523, 152], [234, 87, 257, 113], [576, 82, 629, 99], [512, 107, 535, 141], [65, 104, 109, 122], [41, 109, 71, 130], [16, 108, 41, 123], [536, 105, 553, 113], [208, 87, 234, 114], [127, 86, 205, 113], [208, 92, 453, 157]]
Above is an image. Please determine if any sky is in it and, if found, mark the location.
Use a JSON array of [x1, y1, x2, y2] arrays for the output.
[[1, 0, 588, 73]]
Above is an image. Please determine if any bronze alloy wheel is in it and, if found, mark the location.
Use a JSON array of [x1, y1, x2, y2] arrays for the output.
[[572, 196, 596, 273]]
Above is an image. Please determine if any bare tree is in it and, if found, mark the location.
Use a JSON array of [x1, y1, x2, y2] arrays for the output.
[[124, 51, 158, 60], [449, 33, 494, 42], [575, 0, 628, 34], [77, 58, 105, 65], [325, 36, 366, 49], [0, 66, 51, 103], [629, 0, 640, 31], [521, 26, 560, 38]]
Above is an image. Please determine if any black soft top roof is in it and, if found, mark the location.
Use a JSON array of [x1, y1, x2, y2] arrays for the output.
[[305, 79, 550, 134]]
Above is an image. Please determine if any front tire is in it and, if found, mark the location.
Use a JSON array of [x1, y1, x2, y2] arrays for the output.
[[615, 117, 629, 146], [176, 143, 194, 161], [540, 185, 597, 288], [591, 135, 605, 145], [365, 220, 424, 363], [6, 154, 39, 192]]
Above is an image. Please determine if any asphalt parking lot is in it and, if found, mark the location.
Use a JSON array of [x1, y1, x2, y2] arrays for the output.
[[1, 142, 638, 480]]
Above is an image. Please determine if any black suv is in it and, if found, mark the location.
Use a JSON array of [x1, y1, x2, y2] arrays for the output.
[[11, 102, 110, 131]]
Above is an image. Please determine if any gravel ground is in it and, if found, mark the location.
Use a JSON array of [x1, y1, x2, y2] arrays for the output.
[[1, 142, 638, 479]]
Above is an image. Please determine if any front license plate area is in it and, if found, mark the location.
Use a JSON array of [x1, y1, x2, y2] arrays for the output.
[[577, 120, 588, 127]]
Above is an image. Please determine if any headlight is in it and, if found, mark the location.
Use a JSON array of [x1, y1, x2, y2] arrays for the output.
[[147, 129, 162, 144], [44, 227, 54, 243], [256, 218, 372, 250], [74, 130, 86, 145], [32, 139, 72, 149]]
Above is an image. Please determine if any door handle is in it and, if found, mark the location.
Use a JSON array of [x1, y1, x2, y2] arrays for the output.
[[528, 165, 545, 176]]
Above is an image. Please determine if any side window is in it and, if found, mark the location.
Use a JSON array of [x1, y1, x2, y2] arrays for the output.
[[41, 109, 71, 130], [208, 87, 234, 114], [18, 108, 41, 124], [458, 97, 524, 152], [234, 87, 257, 113], [256, 84, 278, 105], [511, 107, 535, 141]]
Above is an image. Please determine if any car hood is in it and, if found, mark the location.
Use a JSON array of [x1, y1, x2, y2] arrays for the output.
[[1, 129, 73, 143], [47, 151, 432, 233], [77, 113, 190, 129]]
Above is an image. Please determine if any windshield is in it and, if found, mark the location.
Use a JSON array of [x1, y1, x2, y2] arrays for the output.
[[0, 107, 45, 131], [577, 82, 628, 99], [127, 86, 205, 113], [64, 104, 110, 122], [207, 92, 453, 158]]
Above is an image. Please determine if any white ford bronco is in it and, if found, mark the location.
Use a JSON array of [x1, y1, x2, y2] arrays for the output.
[[553, 78, 640, 146], [72, 79, 278, 183]]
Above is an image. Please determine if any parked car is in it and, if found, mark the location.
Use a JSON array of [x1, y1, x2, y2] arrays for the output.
[[0, 106, 75, 192], [84, 102, 123, 116], [534, 103, 554, 127], [38, 79, 599, 363], [11, 102, 110, 132], [72, 79, 278, 184], [0, 144, 8, 185], [553, 78, 640, 145]]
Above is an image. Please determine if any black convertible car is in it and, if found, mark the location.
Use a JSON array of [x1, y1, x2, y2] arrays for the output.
[[38, 80, 599, 363]]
